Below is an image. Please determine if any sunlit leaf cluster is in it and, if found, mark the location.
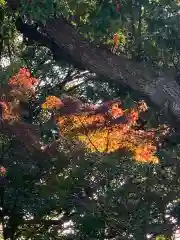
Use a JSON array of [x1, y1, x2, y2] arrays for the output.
[[0, 68, 38, 122], [41, 96, 64, 110], [8, 67, 39, 92], [42, 94, 169, 164]]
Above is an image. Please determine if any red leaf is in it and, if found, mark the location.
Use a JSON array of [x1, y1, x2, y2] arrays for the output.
[[116, 4, 120, 12]]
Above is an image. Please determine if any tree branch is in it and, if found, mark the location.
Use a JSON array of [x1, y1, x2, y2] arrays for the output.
[[15, 16, 180, 129]]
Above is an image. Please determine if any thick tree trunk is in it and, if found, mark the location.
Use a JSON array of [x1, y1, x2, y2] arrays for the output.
[[16, 15, 180, 129], [42, 17, 180, 129]]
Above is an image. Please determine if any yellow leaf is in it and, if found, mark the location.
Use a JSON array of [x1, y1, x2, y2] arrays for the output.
[[0, 0, 5, 7]]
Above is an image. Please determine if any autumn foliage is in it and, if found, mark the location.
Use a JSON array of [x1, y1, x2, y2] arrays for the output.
[[8, 67, 39, 94], [0, 68, 171, 165], [42, 96, 169, 164], [41, 96, 64, 110]]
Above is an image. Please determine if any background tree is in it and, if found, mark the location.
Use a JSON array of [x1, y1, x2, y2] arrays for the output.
[[0, 0, 179, 240]]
